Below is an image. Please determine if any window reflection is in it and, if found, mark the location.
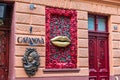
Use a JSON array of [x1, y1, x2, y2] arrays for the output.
[[97, 18, 106, 31], [88, 17, 95, 30]]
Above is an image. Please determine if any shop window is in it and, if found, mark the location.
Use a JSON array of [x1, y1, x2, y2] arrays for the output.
[[46, 7, 77, 69]]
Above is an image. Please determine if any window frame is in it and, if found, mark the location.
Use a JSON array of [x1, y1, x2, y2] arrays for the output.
[[88, 14, 108, 33]]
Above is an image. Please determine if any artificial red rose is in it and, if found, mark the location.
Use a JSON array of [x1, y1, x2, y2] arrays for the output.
[[72, 59, 77, 63], [46, 7, 77, 69]]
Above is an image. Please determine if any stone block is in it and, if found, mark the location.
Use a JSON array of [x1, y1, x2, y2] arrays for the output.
[[31, 15, 45, 25], [16, 2, 45, 15], [112, 32, 120, 40], [78, 20, 88, 29], [78, 29, 88, 39], [78, 58, 88, 67], [16, 13, 31, 24], [112, 41, 119, 49], [114, 58, 120, 67], [78, 48, 88, 58], [78, 39, 88, 48], [77, 11, 88, 20], [111, 15, 120, 24]]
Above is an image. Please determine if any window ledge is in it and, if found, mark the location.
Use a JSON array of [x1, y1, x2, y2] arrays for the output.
[[43, 68, 80, 72]]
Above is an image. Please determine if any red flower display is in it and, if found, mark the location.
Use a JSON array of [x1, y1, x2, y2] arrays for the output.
[[46, 7, 77, 69]]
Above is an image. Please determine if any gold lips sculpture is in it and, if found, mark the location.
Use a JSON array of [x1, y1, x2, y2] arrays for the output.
[[51, 36, 71, 47]]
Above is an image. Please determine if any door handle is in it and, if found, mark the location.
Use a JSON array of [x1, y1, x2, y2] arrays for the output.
[[98, 62, 101, 65], [5, 68, 8, 72], [2, 67, 8, 72], [98, 62, 101, 68]]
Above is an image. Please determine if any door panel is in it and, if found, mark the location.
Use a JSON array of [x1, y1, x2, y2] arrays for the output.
[[89, 36, 97, 75], [98, 38, 108, 72], [89, 35, 109, 80], [0, 31, 9, 80]]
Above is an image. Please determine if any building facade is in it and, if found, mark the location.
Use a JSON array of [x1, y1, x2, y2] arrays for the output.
[[0, 0, 120, 80]]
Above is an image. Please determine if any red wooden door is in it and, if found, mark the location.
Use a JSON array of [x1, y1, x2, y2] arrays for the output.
[[89, 33, 109, 80], [0, 30, 9, 80]]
